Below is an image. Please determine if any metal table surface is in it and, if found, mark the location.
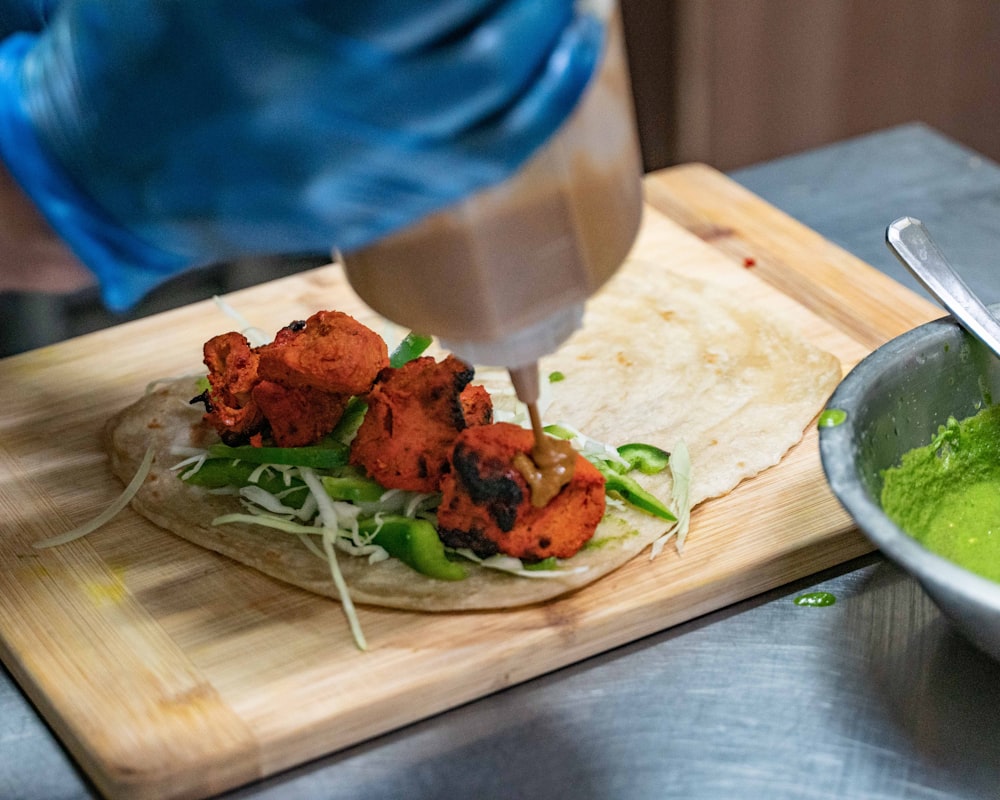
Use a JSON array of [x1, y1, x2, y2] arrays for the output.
[[4, 122, 1000, 800]]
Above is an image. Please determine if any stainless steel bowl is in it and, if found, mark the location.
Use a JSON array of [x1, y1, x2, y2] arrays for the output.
[[820, 311, 1000, 661]]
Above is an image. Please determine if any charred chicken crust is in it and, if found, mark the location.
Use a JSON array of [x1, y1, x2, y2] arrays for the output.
[[193, 310, 388, 446], [349, 354, 493, 494], [438, 423, 606, 561]]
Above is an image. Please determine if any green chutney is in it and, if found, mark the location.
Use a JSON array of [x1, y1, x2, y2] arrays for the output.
[[881, 404, 1000, 583]]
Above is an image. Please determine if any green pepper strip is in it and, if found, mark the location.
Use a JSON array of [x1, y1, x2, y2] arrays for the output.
[[206, 440, 349, 468], [181, 458, 309, 507], [330, 397, 369, 444], [614, 442, 670, 475], [389, 332, 434, 368], [594, 462, 676, 522], [523, 556, 558, 571], [358, 516, 466, 581], [542, 423, 577, 440], [540, 425, 675, 520], [321, 468, 385, 503]]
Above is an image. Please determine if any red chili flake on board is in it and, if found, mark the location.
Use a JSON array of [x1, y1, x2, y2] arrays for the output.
[[743, 257, 756, 268]]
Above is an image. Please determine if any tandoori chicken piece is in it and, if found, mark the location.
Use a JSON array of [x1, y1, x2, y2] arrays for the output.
[[256, 310, 388, 395], [350, 354, 492, 493], [437, 422, 606, 561], [197, 312, 386, 446], [459, 383, 493, 427], [199, 331, 265, 443], [250, 380, 350, 448]]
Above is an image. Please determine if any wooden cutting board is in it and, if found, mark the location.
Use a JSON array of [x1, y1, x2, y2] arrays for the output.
[[0, 164, 940, 800]]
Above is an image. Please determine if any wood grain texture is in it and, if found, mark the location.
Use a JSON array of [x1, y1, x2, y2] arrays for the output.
[[643, 164, 942, 347], [0, 165, 936, 799]]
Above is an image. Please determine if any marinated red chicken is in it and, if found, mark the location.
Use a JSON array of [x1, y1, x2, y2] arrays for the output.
[[256, 310, 388, 395], [350, 354, 493, 493], [437, 423, 606, 561], [196, 310, 387, 446], [250, 380, 350, 448], [199, 331, 264, 443], [459, 383, 493, 427]]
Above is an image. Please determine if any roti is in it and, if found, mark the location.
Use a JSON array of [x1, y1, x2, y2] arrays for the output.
[[104, 256, 841, 612]]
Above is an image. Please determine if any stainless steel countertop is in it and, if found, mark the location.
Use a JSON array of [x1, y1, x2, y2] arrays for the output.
[[4, 122, 1000, 800]]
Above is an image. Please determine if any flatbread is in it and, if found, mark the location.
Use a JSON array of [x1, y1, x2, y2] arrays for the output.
[[104, 256, 841, 611]]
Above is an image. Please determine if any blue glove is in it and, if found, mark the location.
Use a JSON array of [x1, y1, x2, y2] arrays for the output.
[[0, 0, 58, 38], [0, 0, 603, 310]]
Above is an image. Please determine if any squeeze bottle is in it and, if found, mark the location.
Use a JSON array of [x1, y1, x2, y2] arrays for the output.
[[341, 2, 643, 406]]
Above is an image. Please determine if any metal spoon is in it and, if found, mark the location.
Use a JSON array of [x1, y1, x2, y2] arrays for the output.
[[886, 216, 1000, 358]]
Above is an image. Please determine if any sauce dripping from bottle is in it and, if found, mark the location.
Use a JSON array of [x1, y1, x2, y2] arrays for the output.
[[509, 363, 576, 507]]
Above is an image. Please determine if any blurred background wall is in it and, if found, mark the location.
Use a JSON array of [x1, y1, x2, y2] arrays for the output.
[[621, 0, 1000, 171], [5, 0, 1000, 356]]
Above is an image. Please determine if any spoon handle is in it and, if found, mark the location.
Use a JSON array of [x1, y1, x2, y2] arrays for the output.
[[886, 216, 1000, 356]]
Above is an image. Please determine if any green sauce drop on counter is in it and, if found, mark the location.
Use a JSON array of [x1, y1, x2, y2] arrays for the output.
[[881, 405, 1000, 583], [793, 591, 836, 607], [817, 409, 847, 428]]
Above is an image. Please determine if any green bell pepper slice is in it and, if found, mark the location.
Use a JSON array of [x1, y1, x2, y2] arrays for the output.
[[321, 468, 386, 503], [206, 439, 350, 468], [389, 332, 434, 368], [523, 556, 558, 571], [358, 516, 466, 581], [614, 442, 671, 475], [541, 425, 675, 521], [542, 423, 577, 440], [181, 458, 309, 507], [593, 462, 676, 522], [329, 397, 369, 444]]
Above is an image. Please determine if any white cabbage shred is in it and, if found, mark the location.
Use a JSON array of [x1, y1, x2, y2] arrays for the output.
[[212, 295, 269, 347], [454, 549, 590, 579], [34, 446, 156, 549], [649, 440, 692, 559]]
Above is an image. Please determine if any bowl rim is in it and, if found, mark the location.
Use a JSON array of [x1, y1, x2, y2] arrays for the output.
[[819, 312, 1000, 609]]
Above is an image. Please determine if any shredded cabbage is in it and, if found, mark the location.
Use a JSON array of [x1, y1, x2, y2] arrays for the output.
[[351, 488, 436, 520], [545, 422, 630, 470], [173, 452, 208, 481], [34, 446, 156, 549], [452, 548, 590, 579], [213, 512, 319, 535], [239, 484, 302, 515], [212, 295, 269, 347], [649, 440, 693, 559], [300, 468, 367, 650]]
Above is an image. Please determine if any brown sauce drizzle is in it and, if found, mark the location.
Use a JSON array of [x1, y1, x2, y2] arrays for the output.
[[513, 400, 576, 507]]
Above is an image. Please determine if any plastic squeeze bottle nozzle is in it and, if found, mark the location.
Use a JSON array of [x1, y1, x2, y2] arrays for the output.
[[341, 3, 643, 407]]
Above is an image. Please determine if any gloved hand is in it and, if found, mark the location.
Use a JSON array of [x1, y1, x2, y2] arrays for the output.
[[0, 0, 58, 38], [0, 0, 603, 310]]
